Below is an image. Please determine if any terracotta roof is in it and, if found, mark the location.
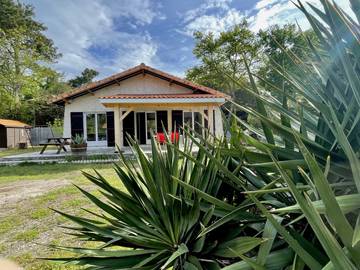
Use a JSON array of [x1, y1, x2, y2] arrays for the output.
[[52, 63, 229, 104], [100, 93, 224, 99], [0, 119, 31, 128]]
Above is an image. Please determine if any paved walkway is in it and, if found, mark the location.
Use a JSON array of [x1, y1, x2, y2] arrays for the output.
[[0, 145, 185, 165]]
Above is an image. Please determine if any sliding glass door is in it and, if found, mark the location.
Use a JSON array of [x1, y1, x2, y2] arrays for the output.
[[84, 112, 107, 146]]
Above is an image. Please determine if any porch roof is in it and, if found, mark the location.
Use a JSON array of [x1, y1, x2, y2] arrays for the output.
[[99, 93, 226, 104]]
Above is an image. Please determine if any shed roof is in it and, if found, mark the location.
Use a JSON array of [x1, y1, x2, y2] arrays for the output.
[[0, 119, 31, 128]]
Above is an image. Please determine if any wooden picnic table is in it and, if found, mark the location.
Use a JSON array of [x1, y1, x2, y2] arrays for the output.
[[39, 137, 71, 154]]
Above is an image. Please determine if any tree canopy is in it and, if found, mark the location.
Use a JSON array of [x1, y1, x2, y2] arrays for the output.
[[0, 0, 68, 124], [186, 22, 317, 109], [68, 68, 99, 88], [186, 20, 258, 107]]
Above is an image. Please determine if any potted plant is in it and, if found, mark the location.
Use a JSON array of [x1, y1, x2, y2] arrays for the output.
[[70, 134, 87, 153]]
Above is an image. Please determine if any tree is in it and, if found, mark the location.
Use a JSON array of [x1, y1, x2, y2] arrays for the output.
[[186, 20, 260, 107], [257, 24, 318, 100], [0, 0, 59, 99], [0, 0, 65, 124], [68, 68, 99, 88]]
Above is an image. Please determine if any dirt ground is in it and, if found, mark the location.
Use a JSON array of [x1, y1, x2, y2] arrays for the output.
[[0, 163, 118, 269], [0, 179, 70, 215]]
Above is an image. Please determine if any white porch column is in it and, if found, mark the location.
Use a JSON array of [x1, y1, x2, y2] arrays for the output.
[[114, 105, 121, 149], [167, 109, 172, 132], [214, 107, 223, 137], [208, 105, 214, 136]]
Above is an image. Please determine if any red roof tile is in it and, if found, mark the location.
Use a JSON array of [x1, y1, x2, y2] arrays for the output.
[[52, 64, 229, 104], [100, 94, 224, 99]]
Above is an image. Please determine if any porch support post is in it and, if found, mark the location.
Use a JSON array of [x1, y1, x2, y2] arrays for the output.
[[208, 105, 214, 136], [114, 105, 121, 149], [167, 109, 172, 133]]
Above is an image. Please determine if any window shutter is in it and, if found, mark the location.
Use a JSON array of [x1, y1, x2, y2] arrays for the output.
[[70, 112, 84, 137], [156, 111, 168, 132], [123, 111, 135, 146], [106, 112, 115, 147]]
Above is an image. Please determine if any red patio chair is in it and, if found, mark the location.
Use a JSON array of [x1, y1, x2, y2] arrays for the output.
[[171, 132, 179, 143], [156, 132, 166, 144]]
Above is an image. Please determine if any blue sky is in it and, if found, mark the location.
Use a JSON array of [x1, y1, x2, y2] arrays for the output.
[[22, 0, 352, 80]]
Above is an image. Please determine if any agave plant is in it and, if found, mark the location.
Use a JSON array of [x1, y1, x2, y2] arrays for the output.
[[50, 135, 267, 269]]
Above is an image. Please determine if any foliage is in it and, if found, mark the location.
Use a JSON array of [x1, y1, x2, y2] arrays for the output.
[[257, 23, 318, 100], [186, 20, 258, 107], [51, 0, 360, 269], [0, 0, 68, 124], [71, 134, 86, 145], [48, 118, 63, 137], [51, 136, 268, 269], [68, 68, 99, 88], [207, 0, 360, 268]]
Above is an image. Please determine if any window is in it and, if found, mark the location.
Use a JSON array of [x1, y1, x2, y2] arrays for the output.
[[86, 114, 96, 141], [184, 112, 193, 131], [183, 111, 207, 136], [146, 112, 156, 140], [97, 114, 107, 141], [194, 112, 203, 135], [86, 113, 107, 142]]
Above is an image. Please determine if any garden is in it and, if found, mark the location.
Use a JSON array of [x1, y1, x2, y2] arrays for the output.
[[0, 0, 359, 269]]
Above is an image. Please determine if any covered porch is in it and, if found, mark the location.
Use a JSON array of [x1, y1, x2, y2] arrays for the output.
[[99, 94, 225, 149]]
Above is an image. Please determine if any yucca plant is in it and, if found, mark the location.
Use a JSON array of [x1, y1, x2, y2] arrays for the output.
[[176, 0, 360, 269], [189, 0, 360, 268], [49, 135, 266, 269]]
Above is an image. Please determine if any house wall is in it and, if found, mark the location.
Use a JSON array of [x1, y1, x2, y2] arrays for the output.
[[62, 73, 225, 146]]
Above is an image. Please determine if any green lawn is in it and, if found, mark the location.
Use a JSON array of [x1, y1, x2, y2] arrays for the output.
[[0, 162, 115, 184], [0, 162, 125, 269], [0, 146, 52, 158]]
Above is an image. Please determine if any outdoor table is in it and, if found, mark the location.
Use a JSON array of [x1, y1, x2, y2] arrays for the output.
[[39, 137, 70, 154]]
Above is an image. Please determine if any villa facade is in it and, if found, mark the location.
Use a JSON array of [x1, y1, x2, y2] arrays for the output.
[[52, 64, 228, 149]]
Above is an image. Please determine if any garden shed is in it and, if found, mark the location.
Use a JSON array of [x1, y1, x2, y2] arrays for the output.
[[0, 119, 31, 148]]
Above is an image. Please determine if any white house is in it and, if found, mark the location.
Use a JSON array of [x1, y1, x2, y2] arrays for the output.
[[52, 64, 229, 149]]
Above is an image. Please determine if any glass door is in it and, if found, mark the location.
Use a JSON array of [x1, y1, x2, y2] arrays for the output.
[[146, 112, 156, 144], [85, 112, 107, 146]]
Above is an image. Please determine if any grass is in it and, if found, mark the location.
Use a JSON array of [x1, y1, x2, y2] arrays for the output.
[[0, 162, 115, 184], [0, 146, 55, 158], [29, 208, 52, 219], [0, 216, 21, 234], [0, 162, 124, 269], [14, 229, 40, 242]]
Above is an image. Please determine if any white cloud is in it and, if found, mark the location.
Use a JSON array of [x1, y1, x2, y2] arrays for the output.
[[255, 0, 279, 10], [249, 0, 354, 32], [22, 0, 162, 79], [183, 8, 244, 37], [184, 0, 233, 22]]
